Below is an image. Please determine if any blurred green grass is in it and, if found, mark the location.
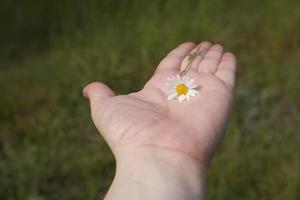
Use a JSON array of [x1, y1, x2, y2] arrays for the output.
[[1, 0, 300, 199]]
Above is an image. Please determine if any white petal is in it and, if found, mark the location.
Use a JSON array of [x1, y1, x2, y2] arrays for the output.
[[189, 84, 197, 89], [166, 76, 177, 84], [178, 94, 186, 102], [186, 94, 191, 101], [188, 89, 199, 96], [184, 80, 190, 85], [166, 87, 175, 95], [187, 79, 194, 86], [165, 79, 179, 93], [178, 74, 185, 84], [167, 92, 178, 100]]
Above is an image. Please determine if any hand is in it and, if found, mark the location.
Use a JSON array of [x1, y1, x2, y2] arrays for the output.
[[83, 41, 237, 200]]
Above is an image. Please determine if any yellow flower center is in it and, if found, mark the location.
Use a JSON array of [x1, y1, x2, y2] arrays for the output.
[[176, 84, 188, 95]]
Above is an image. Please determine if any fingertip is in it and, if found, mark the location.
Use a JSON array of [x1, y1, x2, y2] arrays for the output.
[[210, 44, 223, 52], [82, 82, 115, 99], [180, 41, 197, 48], [221, 52, 237, 72], [82, 82, 98, 99], [82, 85, 90, 98], [198, 41, 212, 48], [222, 52, 236, 62]]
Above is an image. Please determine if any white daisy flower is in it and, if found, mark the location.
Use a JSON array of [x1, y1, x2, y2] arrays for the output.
[[165, 74, 199, 102]]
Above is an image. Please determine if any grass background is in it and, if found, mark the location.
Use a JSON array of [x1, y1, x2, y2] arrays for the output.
[[1, 0, 300, 199]]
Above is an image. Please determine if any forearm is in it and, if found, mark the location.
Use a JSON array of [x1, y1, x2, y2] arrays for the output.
[[105, 148, 207, 200]]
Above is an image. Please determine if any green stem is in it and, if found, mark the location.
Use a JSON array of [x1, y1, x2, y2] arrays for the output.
[[180, 46, 206, 76]]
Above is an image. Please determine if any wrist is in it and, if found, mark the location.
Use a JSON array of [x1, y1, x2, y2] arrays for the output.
[[105, 147, 207, 200]]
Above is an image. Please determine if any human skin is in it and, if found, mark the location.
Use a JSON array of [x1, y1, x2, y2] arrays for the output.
[[83, 41, 237, 200]]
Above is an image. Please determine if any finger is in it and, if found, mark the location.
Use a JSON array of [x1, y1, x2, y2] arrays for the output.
[[180, 41, 212, 72], [215, 52, 237, 88], [198, 44, 223, 73], [155, 42, 196, 73], [83, 82, 115, 117]]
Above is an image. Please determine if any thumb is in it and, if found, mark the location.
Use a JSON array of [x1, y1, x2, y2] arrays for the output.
[[83, 82, 115, 116]]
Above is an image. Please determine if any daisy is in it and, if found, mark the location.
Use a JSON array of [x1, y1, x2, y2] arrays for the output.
[[165, 74, 199, 102]]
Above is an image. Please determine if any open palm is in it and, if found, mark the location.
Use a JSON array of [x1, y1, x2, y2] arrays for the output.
[[84, 41, 237, 166]]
